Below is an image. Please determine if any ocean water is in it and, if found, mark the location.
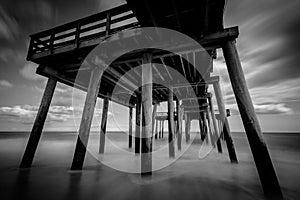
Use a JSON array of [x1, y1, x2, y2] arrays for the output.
[[0, 131, 299, 200]]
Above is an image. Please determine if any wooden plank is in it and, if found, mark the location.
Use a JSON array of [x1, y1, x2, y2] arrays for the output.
[[153, 63, 164, 81], [160, 57, 173, 81], [30, 4, 130, 38], [141, 53, 153, 175], [29, 27, 239, 61], [20, 78, 57, 168], [213, 81, 238, 163], [129, 107, 133, 148], [179, 54, 187, 78], [71, 66, 102, 170], [222, 40, 283, 198], [36, 65, 135, 108], [99, 97, 109, 154]]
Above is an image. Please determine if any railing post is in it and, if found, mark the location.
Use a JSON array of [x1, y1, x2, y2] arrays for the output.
[[49, 33, 55, 54], [26, 36, 35, 60], [105, 12, 111, 37], [74, 23, 81, 49]]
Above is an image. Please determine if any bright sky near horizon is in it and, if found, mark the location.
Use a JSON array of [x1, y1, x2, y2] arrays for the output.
[[0, 0, 300, 132]]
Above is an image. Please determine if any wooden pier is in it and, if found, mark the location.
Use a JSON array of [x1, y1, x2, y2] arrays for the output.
[[20, 0, 283, 199]]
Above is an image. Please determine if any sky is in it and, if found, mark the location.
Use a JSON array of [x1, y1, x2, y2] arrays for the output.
[[0, 0, 299, 132]]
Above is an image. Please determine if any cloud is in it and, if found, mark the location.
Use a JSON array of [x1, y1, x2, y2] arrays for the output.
[[0, 103, 113, 125], [0, 105, 73, 124], [0, 80, 13, 88], [226, 102, 293, 116], [0, 6, 20, 41], [19, 62, 44, 81]]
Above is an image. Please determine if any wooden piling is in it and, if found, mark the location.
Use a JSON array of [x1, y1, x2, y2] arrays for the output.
[[177, 100, 182, 151], [71, 67, 102, 170], [161, 120, 164, 138], [185, 114, 190, 143], [158, 120, 161, 138], [135, 97, 141, 154], [199, 112, 206, 141], [208, 95, 222, 153], [206, 109, 215, 147], [155, 119, 158, 139], [152, 104, 157, 137], [168, 87, 175, 158], [203, 111, 209, 144], [128, 107, 133, 148], [141, 53, 153, 175], [213, 81, 238, 163], [99, 97, 109, 154], [20, 78, 57, 168], [222, 40, 283, 198]]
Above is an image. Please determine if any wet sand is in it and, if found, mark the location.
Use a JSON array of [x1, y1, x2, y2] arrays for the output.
[[0, 132, 299, 200]]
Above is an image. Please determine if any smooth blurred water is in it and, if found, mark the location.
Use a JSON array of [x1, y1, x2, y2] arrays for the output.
[[0, 131, 299, 200]]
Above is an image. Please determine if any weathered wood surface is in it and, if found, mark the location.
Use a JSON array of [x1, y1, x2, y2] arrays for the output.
[[206, 109, 215, 147], [129, 107, 133, 148], [208, 95, 222, 153], [99, 97, 109, 154], [155, 119, 158, 139], [177, 100, 183, 151], [185, 113, 190, 143], [161, 120, 164, 138], [135, 98, 141, 154], [213, 81, 238, 163], [222, 40, 283, 199], [71, 67, 102, 170], [168, 87, 175, 158], [199, 112, 206, 141], [20, 78, 57, 168], [141, 53, 153, 175], [152, 104, 158, 137]]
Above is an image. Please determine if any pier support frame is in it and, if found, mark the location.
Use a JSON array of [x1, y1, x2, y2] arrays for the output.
[[222, 40, 283, 198], [71, 67, 102, 170], [141, 53, 153, 175], [208, 95, 222, 153], [152, 104, 157, 137], [213, 81, 238, 163], [168, 87, 175, 158], [99, 97, 109, 154], [135, 97, 141, 154], [128, 107, 133, 148], [199, 112, 206, 141], [185, 114, 190, 143], [176, 100, 182, 151], [206, 108, 215, 147], [155, 119, 158, 139], [20, 78, 57, 168], [161, 120, 164, 138]]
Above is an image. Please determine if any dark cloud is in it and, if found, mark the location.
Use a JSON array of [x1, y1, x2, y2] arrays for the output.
[[224, 0, 300, 89]]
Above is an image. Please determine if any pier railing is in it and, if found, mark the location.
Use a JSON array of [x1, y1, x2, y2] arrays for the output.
[[27, 4, 139, 60]]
